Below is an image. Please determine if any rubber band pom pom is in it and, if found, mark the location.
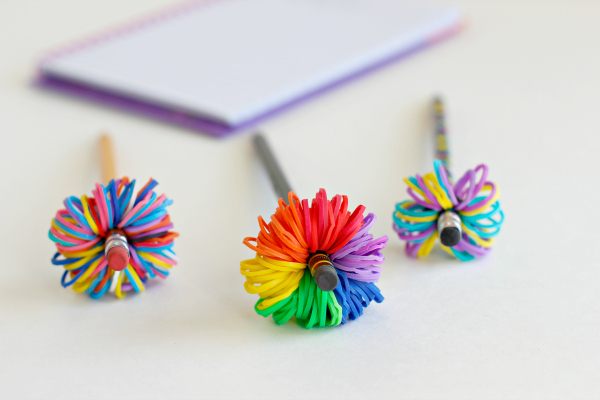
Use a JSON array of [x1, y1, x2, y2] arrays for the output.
[[393, 160, 504, 261], [241, 189, 388, 328], [49, 177, 179, 299]]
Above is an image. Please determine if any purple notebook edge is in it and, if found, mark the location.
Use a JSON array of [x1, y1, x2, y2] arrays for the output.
[[35, 22, 464, 138]]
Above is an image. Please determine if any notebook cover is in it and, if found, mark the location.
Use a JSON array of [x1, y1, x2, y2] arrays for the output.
[[35, 0, 464, 137]]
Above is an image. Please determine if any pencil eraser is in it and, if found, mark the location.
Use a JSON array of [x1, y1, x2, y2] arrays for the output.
[[107, 246, 129, 271], [440, 227, 461, 247], [314, 265, 339, 292]]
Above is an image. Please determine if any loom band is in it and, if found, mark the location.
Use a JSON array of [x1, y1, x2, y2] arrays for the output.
[[51, 251, 84, 266], [137, 252, 172, 269], [396, 227, 436, 244], [309, 204, 320, 253], [272, 299, 298, 325], [405, 241, 423, 258], [128, 204, 170, 231], [460, 199, 502, 222], [434, 160, 458, 204], [297, 272, 316, 321], [118, 179, 136, 213], [329, 293, 343, 326], [416, 233, 437, 257], [413, 174, 443, 207], [90, 278, 112, 299], [108, 180, 119, 226], [351, 213, 377, 239], [395, 201, 439, 218], [332, 255, 385, 269], [62, 253, 103, 273], [48, 229, 85, 248], [259, 235, 305, 263], [255, 295, 295, 321], [243, 237, 288, 261], [87, 267, 108, 294], [328, 223, 363, 255], [349, 235, 388, 255], [128, 247, 153, 277], [321, 211, 346, 251], [423, 172, 454, 210], [139, 250, 176, 266], [72, 275, 96, 293], [64, 197, 94, 233], [255, 279, 301, 310], [118, 192, 154, 228], [337, 205, 365, 242], [87, 258, 108, 281], [80, 195, 101, 235], [93, 183, 110, 233], [71, 255, 103, 284], [122, 180, 143, 219], [359, 281, 384, 303], [347, 281, 371, 309], [254, 255, 306, 272], [55, 236, 102, 254], [59, 242, 104, 259], [143, 231, 179, 244], [242, 268, 295, 294], [461, 224, 495, 248], [392, 212, 436, 231], [332, 265, 381, 282], [447, 246, 476, 262], [126, 209, 168, 229], [253, 270, 303, 299], [395, 209, 438, 223], [269, 216, 306, 254], [454, 170, 477, 209], [462, 185, 495, 209], [127, 214, 173, 236], [152, 266, 169, 279], [330, 233, 373, 260], [135, 193, 168, 222], [128, 231, 171, 244], [405, 176, 429, 201], [460, 185, 500, 216], [54, 214, 97, 240], [282, 210, 310, 251], [287, 198, 308, 249], [469, 164, 490, 199], [60, 265, 88, 288], [463, 216, 503, 237], [123, 266, 145, 293], [462, 219, 499, 238], [405, 189, 441, 213], [128, 223, 174, 240], [298, 199, 312, 249], [49, 223, 91, 245], [456, 237, 490, 258], [114, 271, 125, 299], [134, 179, 158, 207]]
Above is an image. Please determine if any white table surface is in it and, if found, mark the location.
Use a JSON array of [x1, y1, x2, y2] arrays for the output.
[[1, 1, 599, 399]]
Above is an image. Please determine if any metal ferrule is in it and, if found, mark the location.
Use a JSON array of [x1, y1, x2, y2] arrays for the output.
[[307, 251, 338, 292], [437, 211, 462, 247], [104, 232, 130, 257], [308, 251, 333, 276]]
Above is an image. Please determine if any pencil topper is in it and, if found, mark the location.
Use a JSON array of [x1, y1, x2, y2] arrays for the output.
[[393, 98, 504, 261], [241, 134, 387, 328], [48, 134, 178, 298]]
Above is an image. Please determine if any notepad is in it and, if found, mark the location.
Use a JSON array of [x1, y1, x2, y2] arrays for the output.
[[38, 0, 463, 136]]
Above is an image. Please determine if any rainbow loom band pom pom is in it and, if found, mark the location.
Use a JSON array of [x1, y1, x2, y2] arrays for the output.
[[49, 177, 179, 298], [241, 189, 388, 328], [393, 160, 504, 261]]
